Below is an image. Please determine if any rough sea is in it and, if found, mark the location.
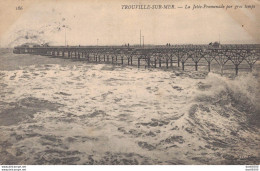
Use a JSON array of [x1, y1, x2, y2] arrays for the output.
[[0, 49, 259, 165]]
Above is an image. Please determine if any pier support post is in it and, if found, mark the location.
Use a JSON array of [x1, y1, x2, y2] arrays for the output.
[[78, 52, 80, 59], [128, 57, 130, 65], [182, 62, 185, 71], [195, 62, 198, 71], [208, 61, 211, 72], [249, 64, 253, 72], [170, 57, 173, 67], [138, 58, 140, 68], [107, 55, 109, 62], [131, 56, 133, 65], [159, 58, 161, 68], [104, 55, 106, 62], [154, 59, 157, 68], [147, 57, 150, 68], [87, 54, 90, 61], [166, 59, 169, 69], [112, 56, 114, 64], [235, 64, 239, 75], [121, 56, 123, 65], [220, 65, 223, 76], [178, 56, 180, 67], [62, 51, 64, 57], [68, 51, 70, 58]]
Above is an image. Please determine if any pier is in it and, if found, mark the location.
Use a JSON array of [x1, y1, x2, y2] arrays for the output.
[[13, 44, 260, 75]]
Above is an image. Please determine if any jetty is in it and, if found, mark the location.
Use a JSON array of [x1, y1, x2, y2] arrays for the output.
[[13, 44, 260, 75]]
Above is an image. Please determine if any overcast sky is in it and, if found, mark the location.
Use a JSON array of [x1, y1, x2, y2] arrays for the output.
[[0, 0, 259, 47]]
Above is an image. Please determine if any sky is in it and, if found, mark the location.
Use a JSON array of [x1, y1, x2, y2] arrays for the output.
[[0, 0, 259, 47]]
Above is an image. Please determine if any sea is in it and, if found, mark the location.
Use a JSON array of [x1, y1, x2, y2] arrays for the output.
[[0, 48, 259, 165]]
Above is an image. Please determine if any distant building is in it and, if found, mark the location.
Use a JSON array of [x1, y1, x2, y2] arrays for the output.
[[42, 43, 49, 47], [209, 41, 221, 48], [20, 43, 40, 48]]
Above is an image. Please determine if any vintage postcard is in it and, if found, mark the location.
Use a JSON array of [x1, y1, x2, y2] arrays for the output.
[[0, 0, 259, 167]]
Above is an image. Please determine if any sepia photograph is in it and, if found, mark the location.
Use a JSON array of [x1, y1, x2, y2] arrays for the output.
[[0, 0, 259, 169]]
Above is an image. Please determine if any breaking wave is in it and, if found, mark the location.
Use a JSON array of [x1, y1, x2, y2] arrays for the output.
[[0, 51, 259, 165]]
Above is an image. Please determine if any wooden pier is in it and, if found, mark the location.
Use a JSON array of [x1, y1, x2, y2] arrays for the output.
[[13, 44, 260, 75]]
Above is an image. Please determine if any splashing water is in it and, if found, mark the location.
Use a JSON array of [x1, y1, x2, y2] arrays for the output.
[[0, 51, 259, 165]]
